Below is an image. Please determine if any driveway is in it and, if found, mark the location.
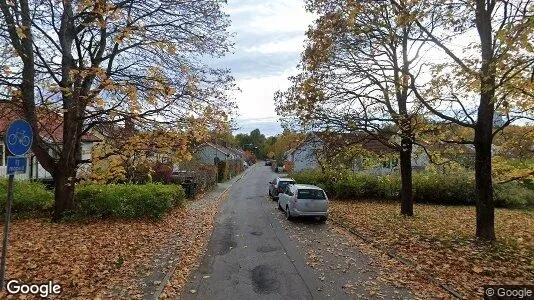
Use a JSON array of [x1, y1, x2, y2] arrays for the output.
[[183, 164, 410, 299]]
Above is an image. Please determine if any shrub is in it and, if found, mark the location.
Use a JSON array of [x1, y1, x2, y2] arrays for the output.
[[0, 179, 53, 215], [290, 169, 339, 195], [494, 182, 534, 209], [226, 160, 244, 178], [333, 174, 380, 199], [291, 169, 534, 208], [197, 165, 218, 192], [217, 161, 229, 182], [75, 183, 186, 220], [376, 175, 402, 199], [127, 161, 152, 184], [152, 162, 173, 184], [412, 172, 476, 205]]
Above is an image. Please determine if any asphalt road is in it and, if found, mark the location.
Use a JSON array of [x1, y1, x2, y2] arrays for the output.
[[183, 164, 410, 300]]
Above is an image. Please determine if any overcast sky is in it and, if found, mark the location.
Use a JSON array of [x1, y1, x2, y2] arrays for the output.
[[219, 0, 315, 136]]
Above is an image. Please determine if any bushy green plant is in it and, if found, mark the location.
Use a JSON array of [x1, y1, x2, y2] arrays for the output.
[[196, 165, 218, 192], [217, 161, 229, 182], [75, 183, 186, 220], [0, 179, 53, 215], [226, 160, 244, 178], [333, 174, 380, 198], [494, 182, 534, 209], [377, 175, 402, 199], [412, 171, 476, 205], [290, 169, 333, 193], [291, 169, 534, 208]]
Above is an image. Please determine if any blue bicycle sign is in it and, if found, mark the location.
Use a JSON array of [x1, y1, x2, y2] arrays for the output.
[[5, 120, 33, 156]]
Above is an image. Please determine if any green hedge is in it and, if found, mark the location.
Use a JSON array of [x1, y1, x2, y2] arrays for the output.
[[75, 183, 186, 220], [217, 160, 244, 182], [0, 179, 53, 215], [412, 172, 476, 205], [290, 170, 534, 208], [494, 182, 534, 208], [217, 161, 229, 182]]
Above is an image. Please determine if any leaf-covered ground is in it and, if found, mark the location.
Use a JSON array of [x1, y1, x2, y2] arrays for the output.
[[0, 192, 226, 299], [330, 201, 534, 298]]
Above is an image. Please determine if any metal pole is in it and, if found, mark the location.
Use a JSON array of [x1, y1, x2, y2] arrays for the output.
[[0, 174, 14, 291]]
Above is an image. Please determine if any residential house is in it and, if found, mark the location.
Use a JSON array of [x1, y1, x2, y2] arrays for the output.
[[193, 142, 242, 165], [0, 102, 101, 180], [285, 132, 429, 174]]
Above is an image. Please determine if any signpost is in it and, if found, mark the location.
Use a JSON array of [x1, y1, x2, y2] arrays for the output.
[[1, 120, 33, 291], [6, 157, 27, 175]]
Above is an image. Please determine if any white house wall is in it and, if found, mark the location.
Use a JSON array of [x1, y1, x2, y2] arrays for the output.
[[0, 138, 95, 180], [411, 145, 430, 169], [289, 137, 430, 174], [194, 146, 233, 165], [292, 144, 320, 172]]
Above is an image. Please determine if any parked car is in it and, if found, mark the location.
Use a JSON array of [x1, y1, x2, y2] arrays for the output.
[[278, 184, 328, 222], [265, 161, 272, 166], [268, 177, 295, 199]]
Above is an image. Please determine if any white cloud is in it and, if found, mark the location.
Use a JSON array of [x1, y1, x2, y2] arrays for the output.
[[232, 68, 297, 119], [242, 36, 306, 54], [219, 0, 315, 135], [247, 11, 314, 34], [227, 1, 315, 34]]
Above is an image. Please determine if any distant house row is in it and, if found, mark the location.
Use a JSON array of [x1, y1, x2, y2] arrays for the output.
[[194, 142, 246, 165], [0, 103, 245, 181], [0, 102, 101, 180], [284, 132, 429, 174]]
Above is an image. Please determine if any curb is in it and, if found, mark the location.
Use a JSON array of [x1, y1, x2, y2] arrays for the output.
[[330, 218, 465, 299], [151, 167, 251, 300]]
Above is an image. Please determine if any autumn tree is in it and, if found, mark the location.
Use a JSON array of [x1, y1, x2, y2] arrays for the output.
[[236, 129, 268, 159], [396, 0, 534, 240], [275, 0, 433, 216], [269, 129, 305, 164], [490, 125, 534, 183], [0, 0, 235, 219]]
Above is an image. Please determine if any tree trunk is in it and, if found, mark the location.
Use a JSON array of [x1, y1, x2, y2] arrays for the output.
[[399, 137, 413, 216], [52, 169, 76, 221], [473, 0, 496, 241], [474, 126, 495, 241], [474, 89, 496, 241], [51, 107, 82, 220]]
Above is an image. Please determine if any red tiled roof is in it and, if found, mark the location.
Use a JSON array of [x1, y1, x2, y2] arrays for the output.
[[0, 101, 101, 143]]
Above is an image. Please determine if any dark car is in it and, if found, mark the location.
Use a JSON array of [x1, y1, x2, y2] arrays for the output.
[[268, 177, 296, 199], [265, 161, 272, 166]]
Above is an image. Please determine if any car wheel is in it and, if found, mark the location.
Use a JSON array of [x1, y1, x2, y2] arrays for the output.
[[286, 206, 292, 221], [318, 216, 327, 223]]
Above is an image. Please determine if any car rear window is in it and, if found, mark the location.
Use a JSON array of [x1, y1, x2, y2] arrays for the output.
[[297, 189, 326, 200], [278, 181, 295, 188]]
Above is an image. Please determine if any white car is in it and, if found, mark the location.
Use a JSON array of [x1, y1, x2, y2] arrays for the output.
[[278, 184, 328, 222]]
